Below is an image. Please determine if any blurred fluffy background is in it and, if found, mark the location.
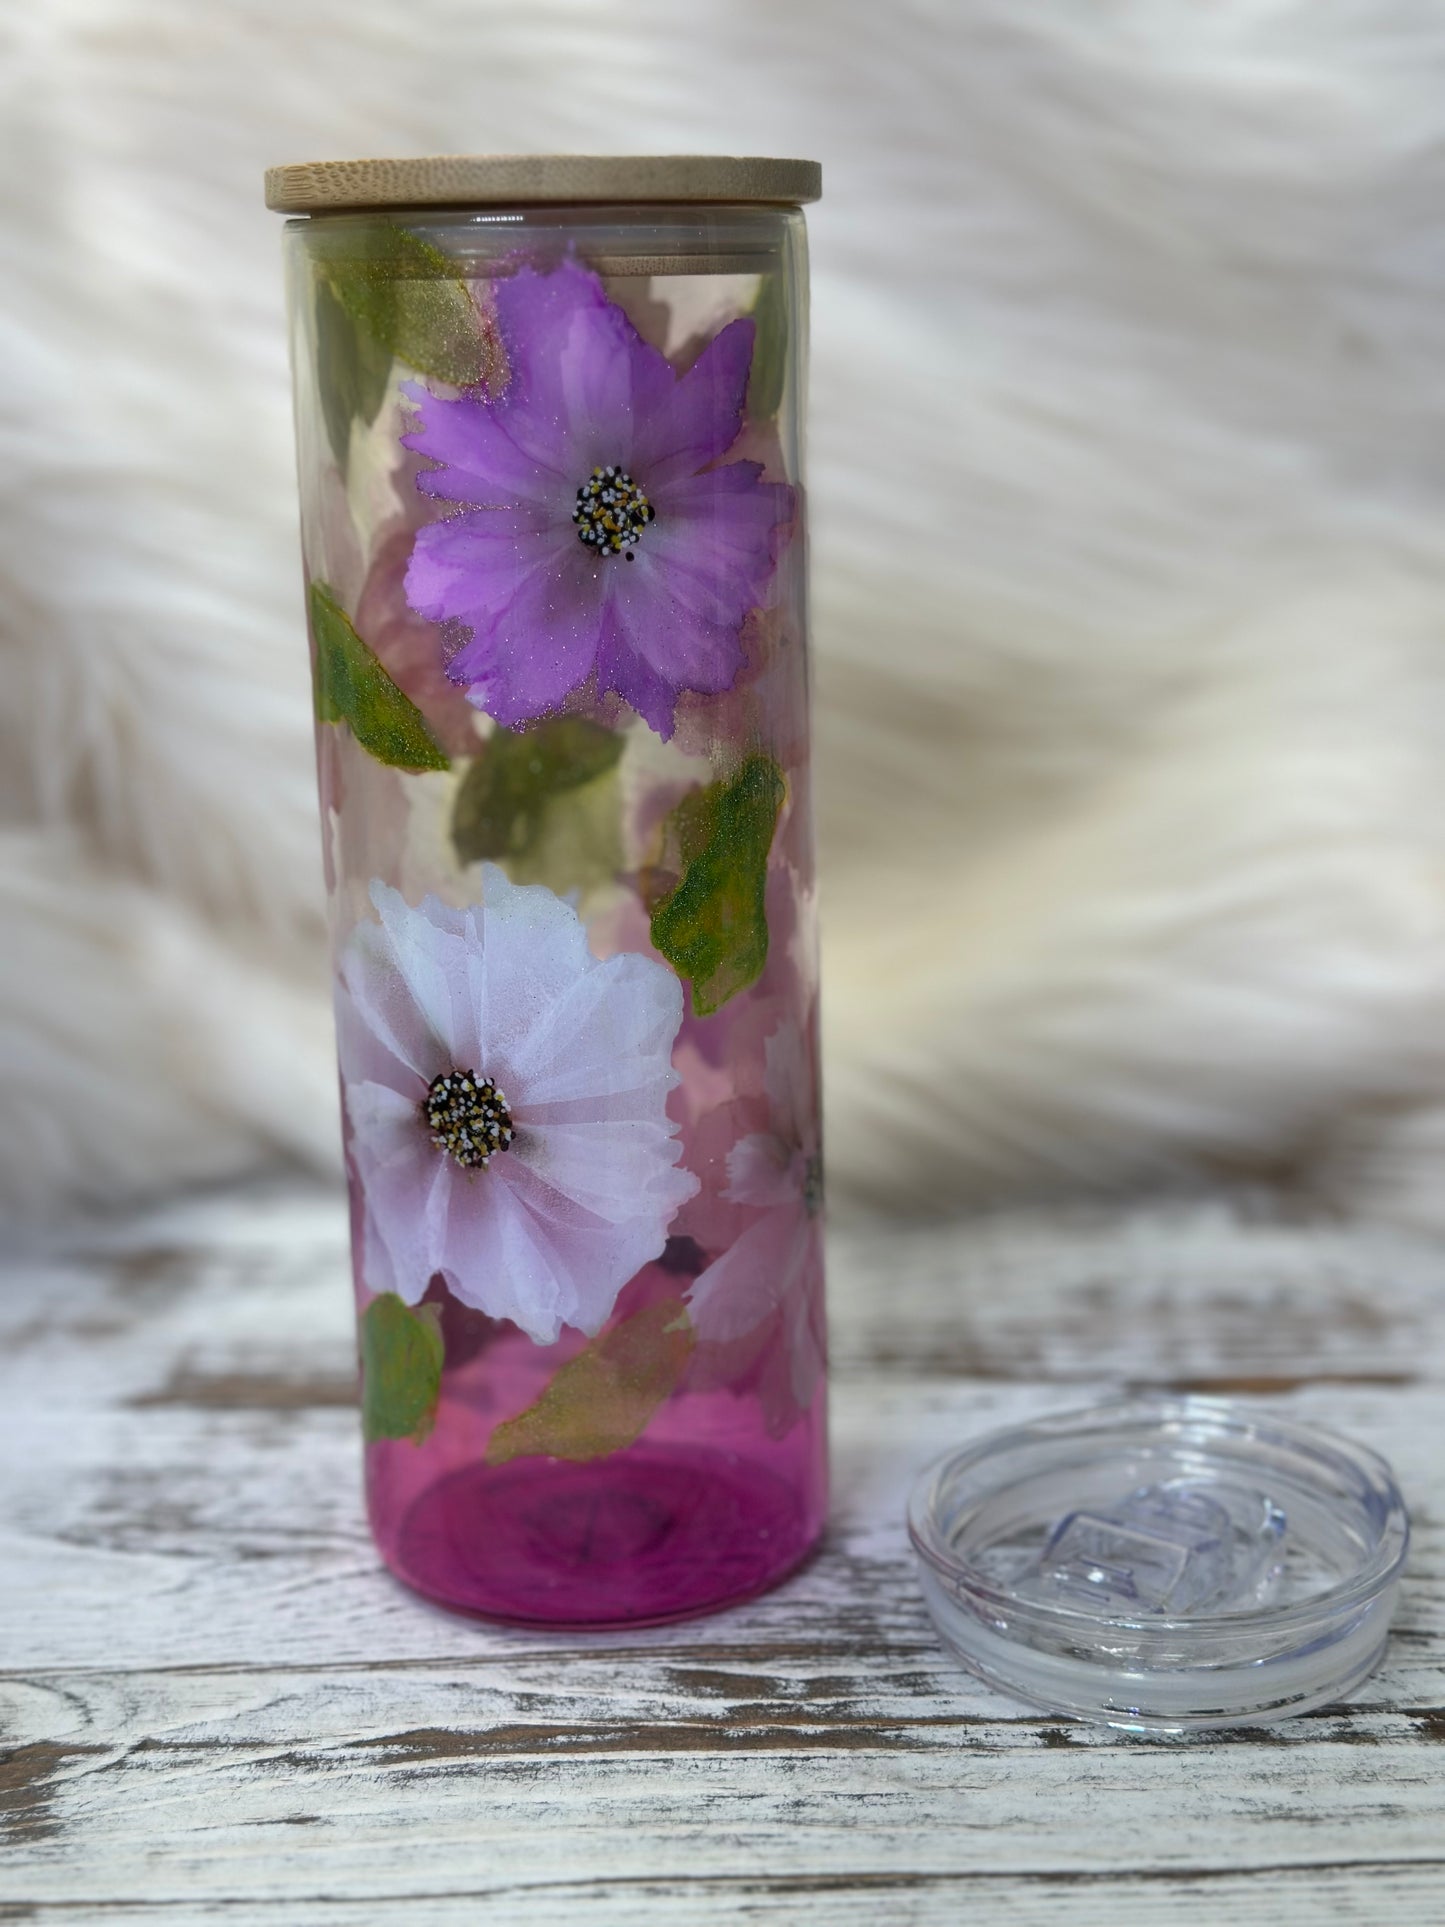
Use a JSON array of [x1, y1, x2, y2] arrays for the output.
[[6, 0, 1445, 1227]]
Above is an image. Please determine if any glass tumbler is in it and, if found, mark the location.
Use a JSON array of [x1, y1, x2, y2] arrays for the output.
[[266, 155, 826, 1626]]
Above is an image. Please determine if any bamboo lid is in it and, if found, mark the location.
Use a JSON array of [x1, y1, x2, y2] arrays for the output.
[[265, 154, 821, 214]]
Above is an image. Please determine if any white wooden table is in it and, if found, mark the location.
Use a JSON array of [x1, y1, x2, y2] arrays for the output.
[[2, 1183, 1442, 1922]]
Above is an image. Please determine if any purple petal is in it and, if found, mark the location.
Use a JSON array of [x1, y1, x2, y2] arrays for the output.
[[554, 312, 647, 473], [494, 260, 674, 476], [401, 383, 567, 506], [646, 463, 795, 629], [493, 259, 612, 399], [405, 510, 610, 726], [595, 481, 792, 729], [436, 539, 607, 726], [594, 590, 741, 737], [398, 261, 791, 739], [404, 507, 563, 632], [630, 318, 755, 487]]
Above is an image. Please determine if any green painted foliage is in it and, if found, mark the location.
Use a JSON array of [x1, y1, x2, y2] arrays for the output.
[[649, 754, 786, 1015], [486, 1297, 695, 1466], [316, 224, 492, 391], [315, 272, 394, 474], [360, 1294, 445, 1445], [310, 581, 450, 773], [746, 271, 789, 422], [311, 223, 492, 473], [451, 719, 625, 890]]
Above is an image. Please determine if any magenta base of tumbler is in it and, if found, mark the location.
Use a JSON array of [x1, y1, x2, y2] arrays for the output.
[[375, 1437, 824, 1629], [361, 1267, 827, 1629]]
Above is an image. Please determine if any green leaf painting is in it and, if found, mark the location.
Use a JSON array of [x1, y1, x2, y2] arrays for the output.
[[315, 224, 493, 392], [486, 1297, 695, 1466], [309, 581, 450, 773], [746, 270, 789, 422], [649, 754, 786, 1015], [360, 1294, 444, 1445], [315, 272, 394, 474], [451, 719, 625, 891]]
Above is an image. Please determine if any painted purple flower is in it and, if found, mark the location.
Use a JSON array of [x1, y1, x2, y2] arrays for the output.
[[338, 866, 698, 1344], [401, 260, 794, 739]]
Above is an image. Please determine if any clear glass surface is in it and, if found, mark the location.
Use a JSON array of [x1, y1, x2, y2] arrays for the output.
[[909, 1397, 1408, 1733], [283, 203, 824, 1626]]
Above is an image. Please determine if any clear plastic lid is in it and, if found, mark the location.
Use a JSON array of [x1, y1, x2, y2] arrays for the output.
[[907, 1397, 1409, 1733]]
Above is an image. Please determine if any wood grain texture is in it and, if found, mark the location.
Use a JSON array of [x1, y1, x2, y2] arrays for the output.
[[263, 155, 822, 213], [1, 1184, 1442, 1922]]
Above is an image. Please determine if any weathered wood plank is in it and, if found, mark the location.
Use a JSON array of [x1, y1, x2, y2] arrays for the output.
[[1, 1183, 1441, 1923], [2, 1694, 1444, 1898], [1, 1381, 1440, 1906], [830, 1196, 1445, 1389], [0, 1374, 1439, 1676], [6, 1186, 1444, 1399], [3, 1867, 1445, 1925], [4, 1868, 1445, 1926]]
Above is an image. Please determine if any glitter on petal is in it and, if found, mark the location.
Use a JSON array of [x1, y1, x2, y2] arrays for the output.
[[400, 259, 794, 739]]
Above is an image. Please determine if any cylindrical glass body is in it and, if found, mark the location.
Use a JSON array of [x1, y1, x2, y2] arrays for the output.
[[281, 193, 824, 1626]]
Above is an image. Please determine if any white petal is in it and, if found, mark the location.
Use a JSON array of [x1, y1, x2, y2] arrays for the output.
[[686, 1205, 808, 1346], [369, 882, 471, 1063], [762, 1017, 816, 1153], [432, 1160, 521, 1321], [454, 1148, 685, 1348], [471, 863, 595, 1075], [438, 1162, 595, 1344], [338, 919, 437, 1083], [510, 949, 684, 1107], [481, 1172, 575, 1342], [517, 1116, 697, 1224], [724, 1131, 798, 1209], [353, 1117, 452, 1306], [358, 1200, 403, 1298], [345, 1077, 420, 1139], [785, 1226, 827, 1412], [340, 868, 695, 1342]]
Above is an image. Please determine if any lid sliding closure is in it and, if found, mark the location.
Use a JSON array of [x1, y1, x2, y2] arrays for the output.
[[265, 154, 822, 215]]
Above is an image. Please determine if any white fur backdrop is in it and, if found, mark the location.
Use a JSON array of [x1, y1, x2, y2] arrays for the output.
[[6, 0, 1445, 1225]]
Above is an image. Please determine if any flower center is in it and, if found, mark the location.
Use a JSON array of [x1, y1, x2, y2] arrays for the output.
[[422, 1069, 514, 1170], [572, 464, 655, 560]]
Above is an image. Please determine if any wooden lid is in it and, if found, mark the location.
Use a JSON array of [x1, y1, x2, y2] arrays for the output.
[[265, 154, 821, 214]]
